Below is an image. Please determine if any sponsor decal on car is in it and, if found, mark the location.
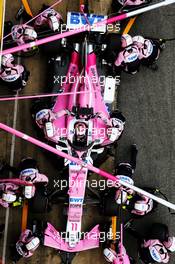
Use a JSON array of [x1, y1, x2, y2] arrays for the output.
[[69, 197, 84, 203], [67, 12, 107, 32]]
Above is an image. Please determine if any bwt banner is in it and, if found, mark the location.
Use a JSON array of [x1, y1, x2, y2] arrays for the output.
[[67, 12, 107, 32]]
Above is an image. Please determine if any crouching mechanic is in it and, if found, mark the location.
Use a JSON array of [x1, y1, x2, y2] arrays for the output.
[[115, 145, 155, 216], [34, 107, 125, 145], [15, 229, 40, 258], [11, 24, 37, 52], [0, 158, 48, 208], [104, 245, 131, 264], [0, 54, 30, 91], [133, 35, 162, 68], [34, 4, 63, 31], [0, 182, 19, 208], [112, 0, 152, 11], [114, 34, 140, 74], [96, 110, 126, 146], [136, 223, 175, 263], [18, 157, 49, 199]]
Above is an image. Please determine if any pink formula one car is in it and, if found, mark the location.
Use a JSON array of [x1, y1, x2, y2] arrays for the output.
[[30, 39, 125, 261]]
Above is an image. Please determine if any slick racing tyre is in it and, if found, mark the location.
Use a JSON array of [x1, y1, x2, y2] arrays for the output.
[[30, 188, 49, 213], [148, 223, 169, 242], [30, 100, 51, 118], [103, 188, 119, 216], [18, 157, 37, 171], [103, 33, 122, 63]]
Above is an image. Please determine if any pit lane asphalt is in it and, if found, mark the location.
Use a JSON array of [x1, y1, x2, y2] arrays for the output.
[[0, 0, 175, 263], [116, 4, 175, 263]]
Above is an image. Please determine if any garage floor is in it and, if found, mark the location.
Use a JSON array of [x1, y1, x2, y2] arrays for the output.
[[0, 0, 175, 263]]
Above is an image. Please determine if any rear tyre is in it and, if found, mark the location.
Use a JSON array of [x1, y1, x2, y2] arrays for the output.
[[30, 188, 49, 213], [148, 223, 169, 242], [102, 34, 122, 63], [30, 100, 51, 118], [18, 158, 37, 172], [103, 189, 119, 216], [92, 148, 109, 167]]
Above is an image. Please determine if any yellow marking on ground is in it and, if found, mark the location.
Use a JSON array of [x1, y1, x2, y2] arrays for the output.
[[123, 17, 136, 34], [22, 0, 33, 17], [21, 199, 29, 231], [0, 0, 4, 41], [112, 216, 117, 240]]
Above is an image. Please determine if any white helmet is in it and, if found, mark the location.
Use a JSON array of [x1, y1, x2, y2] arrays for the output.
[[134, 202, 149, 213], [132, 35, 145, 45], [2, 193, 16, 203], [20, 168, 37, 178], [149, 244, 167, 263], [24, 27, 37, 40], [2, 54, 14, 67], [24, 186, 35, 199], [48, 15, 59, 31], [35, 109, 50, 121], [107, 127, 121, 142], [118, 175, 134, 185], [134, 198, 153, 214], [107, 119, 124, 142], [103, 248, 116, 262], [115, 189, 128, 204], [26, 237, 40, 251], [163, 237, 175, 252], [111, 118, 124, 130], [121, 34, 133, 48]]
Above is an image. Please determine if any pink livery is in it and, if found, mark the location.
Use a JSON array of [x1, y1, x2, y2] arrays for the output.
[[39, 43, 123, 251], [142, 239, 169, 263], [117, 0, 150, 6], [0, 179, 33, 208], [104, 245, 131, 264], [16, 229, 40, 258], [133, 36, 160, 60], [11, 24, 37, 52], [34, 7, 62, 32], [0, 168, 48, 207]]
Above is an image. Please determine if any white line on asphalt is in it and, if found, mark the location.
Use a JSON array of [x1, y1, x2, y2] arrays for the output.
[[2, 5, 21, 258], [2, 91, 19, 264], [0, 0, 6, 69]]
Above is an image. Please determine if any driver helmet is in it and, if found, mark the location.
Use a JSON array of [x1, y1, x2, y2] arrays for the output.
[[2, 192, 16, 203], [2, 54, 14, 67], [121, 34, 133, 48], [163, 237, 175, 252], [103, 248, 117, 262], [26, 237, 40, 252], [74, 122, 87, 143]]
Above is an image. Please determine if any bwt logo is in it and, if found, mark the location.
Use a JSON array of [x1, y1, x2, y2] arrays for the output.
[[70, 198, 84, 203], [70, 12, 105, 25]]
